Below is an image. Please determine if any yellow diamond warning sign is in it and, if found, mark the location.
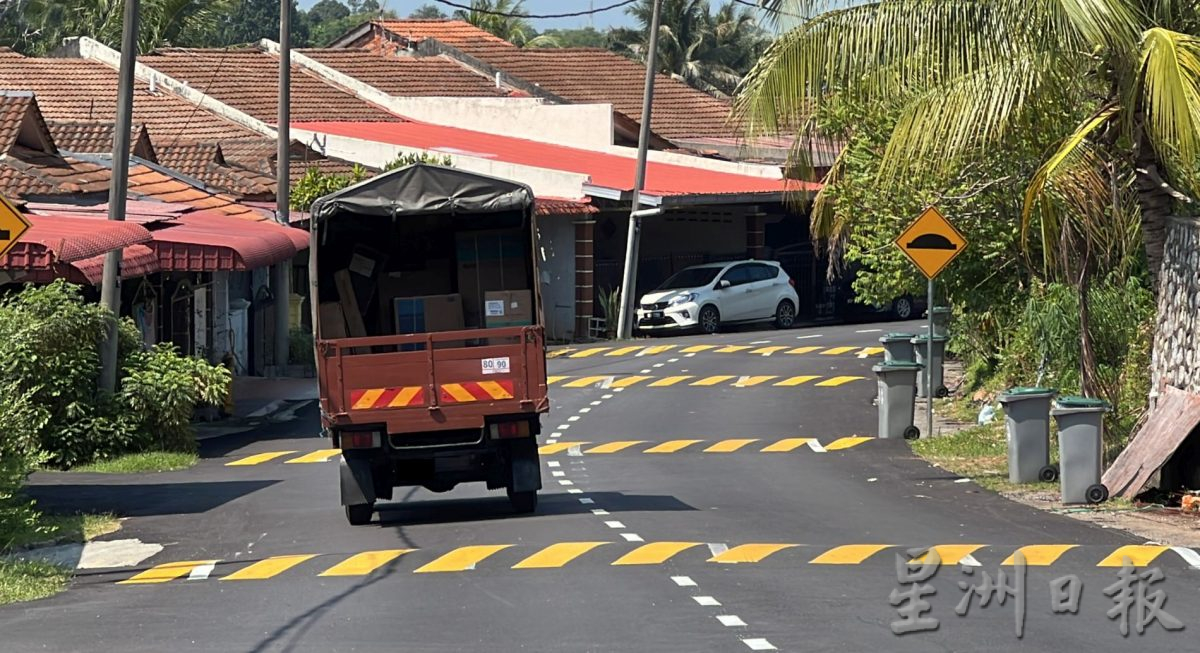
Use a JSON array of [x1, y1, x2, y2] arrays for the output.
[[0, 194, 31, 259], [895, 206, 967, 280]]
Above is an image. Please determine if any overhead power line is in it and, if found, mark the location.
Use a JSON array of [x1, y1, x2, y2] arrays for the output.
[[432, 0, 637, 19], [731, 0, 809, 20]]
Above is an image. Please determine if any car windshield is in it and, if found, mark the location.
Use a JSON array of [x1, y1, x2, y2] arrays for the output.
[[656, 267, 722, 291]]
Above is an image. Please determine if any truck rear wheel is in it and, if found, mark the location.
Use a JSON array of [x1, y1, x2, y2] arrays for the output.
[[345, 503, 374, 526], [507, 488, 537, 513]]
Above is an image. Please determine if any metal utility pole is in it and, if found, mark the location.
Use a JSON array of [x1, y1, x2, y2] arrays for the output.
[[614, 0, 663, 340], [273, 0, 292, 372], [98, 0, 140, 393]]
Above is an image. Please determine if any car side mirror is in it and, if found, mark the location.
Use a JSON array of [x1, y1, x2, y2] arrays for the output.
[[718, 280, 731, 289]]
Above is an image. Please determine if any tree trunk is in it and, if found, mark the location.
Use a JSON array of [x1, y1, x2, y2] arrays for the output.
[[1134, 129, 1175, 290]]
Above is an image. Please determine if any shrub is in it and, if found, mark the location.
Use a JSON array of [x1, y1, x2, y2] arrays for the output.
[[119, 344, 231, 453], [0, 382, 50, 551]]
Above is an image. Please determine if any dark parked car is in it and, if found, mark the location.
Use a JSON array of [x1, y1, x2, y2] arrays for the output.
[[827, 264, 926, 323]]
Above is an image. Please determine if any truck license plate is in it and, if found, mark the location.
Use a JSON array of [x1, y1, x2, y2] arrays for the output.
[[482, 357, 510, 375]]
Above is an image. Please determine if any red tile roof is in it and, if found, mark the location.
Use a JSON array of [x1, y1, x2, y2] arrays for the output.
[[298, 48, 508, 97], [46, 120, 156, 160], [0, 92, 35, 153], [358, 20, 738, 141], [139, 48, 403, 124], [156, 142, 278, 199], [293, 121, 813, 200], [0, 56, 261, 142], [535, 197, 598, 216], [70, 244, 160, 285], [150, 213, 304, 271], [1, 213, 153, 283]]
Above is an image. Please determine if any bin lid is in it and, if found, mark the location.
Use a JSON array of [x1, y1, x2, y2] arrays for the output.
[[880, 332, 916, 342], [911, 334, 948, 343], [873, 361, 923, 372], [931, 306, 952, 315], [1000, 386, 1056, 398], [1054, 395, 1110, 409]]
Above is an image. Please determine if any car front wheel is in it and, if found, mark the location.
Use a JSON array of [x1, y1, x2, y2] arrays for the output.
[[698, 305, 721, 334], [892, 297, 914, 320]]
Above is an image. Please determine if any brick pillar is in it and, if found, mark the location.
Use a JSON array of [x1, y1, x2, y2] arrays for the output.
[[747, 213, 766, 259], [574, 219, 595, 340]]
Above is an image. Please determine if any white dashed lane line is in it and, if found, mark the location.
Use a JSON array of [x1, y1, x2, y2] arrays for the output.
[[672, 576, 697, 587], [717, 616, 747, 627], [621, 533, 645, 542], [603, 521, 626, 529], [694, 596, 721, 606]]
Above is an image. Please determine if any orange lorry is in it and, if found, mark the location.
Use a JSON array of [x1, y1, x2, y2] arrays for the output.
[[308, 165, 549, 525]]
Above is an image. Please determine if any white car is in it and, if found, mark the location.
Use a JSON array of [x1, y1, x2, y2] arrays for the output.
[[636, 260, 801, 334]]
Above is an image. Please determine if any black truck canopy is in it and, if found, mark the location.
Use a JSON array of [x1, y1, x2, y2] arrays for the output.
[[309, 163, 535, 223]]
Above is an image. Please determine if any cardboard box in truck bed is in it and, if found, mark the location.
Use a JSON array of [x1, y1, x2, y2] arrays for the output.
[[484, 290, 533, 327], [393, 294, 465, 334]]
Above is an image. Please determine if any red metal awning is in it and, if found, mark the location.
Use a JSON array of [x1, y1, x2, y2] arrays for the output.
[[1, 214, 153, 281], [149, 213, 304, 272], [67, 244, 160, 285]]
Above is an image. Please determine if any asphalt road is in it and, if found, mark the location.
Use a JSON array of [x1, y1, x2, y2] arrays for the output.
[[3, 320, 1196, 652]]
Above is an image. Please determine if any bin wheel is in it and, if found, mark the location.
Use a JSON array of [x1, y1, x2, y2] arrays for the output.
[[345, 503, 374, 526], [1086, 484, 1109, 504], [507, 488, 538, 513], [934, 386, 950, 399], [902, 426, 920, 440], [1038, 465, 1059, 483]]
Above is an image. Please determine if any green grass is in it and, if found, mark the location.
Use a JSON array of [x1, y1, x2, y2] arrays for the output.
[[0, 511, 121, 605], [73, 451, 197, 474], [912, 421, 1059, 493], [0, 559, 70, 604]]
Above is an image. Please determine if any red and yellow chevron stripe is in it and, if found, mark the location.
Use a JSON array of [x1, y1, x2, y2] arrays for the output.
[[349, 386, 426, 410], [439, 380, 516, 403]]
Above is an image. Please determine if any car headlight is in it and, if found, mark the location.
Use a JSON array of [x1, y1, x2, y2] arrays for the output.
[[669, 293, 697, 306]]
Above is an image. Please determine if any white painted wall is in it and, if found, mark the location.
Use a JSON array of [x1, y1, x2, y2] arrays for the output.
[[384, 98, 614, 149], [535, 214, 577, 343], [291, 128, 592, 199]]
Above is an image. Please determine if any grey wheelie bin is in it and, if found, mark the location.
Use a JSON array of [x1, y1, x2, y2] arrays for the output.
[[911, 334, 948, 398], [998, 387, 1058, 484], [879, 333, 916, 363], [873, 360, 923, 440], [931, 306, 952, 338], [1051, 396, 1111, 505]]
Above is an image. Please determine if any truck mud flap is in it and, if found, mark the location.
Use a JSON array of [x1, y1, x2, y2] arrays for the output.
[[340, 457, 376, 506], [509, 439, 542, 493]]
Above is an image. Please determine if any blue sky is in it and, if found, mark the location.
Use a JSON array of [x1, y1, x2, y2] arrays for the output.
[[298, 1, 640, 30]]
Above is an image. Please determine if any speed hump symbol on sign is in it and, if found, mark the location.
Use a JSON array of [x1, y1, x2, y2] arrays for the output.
[[895, 206, 967, 280]]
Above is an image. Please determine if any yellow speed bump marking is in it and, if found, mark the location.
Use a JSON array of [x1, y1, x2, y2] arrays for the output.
[[714, 345, 752, 353], [547, 376, 568, 385], [649, 375, 693, 387], [775, 375, 819, 387], [709, 543, 797, 563], [546, 349, 574, 359], [610, 376, 652, 388], [644, 440, 704, 453], [857, 347, 885, 357], [222, 554, 317, 581], [1001, 545, 1078, 567], [563, 376, 612, 388], [640, 345, 676, 356], [226, 451, 296, 466], [512, 542, 609, 569], [820, 346, 858, 355], [750, 346, 789, 356], [787, 346, 821, 355], [733, 375, 777, 387], [539, 442, 588, 454], [703, 439, 759, 453], [584, 441, 646, 454], [415, 545, 513, 573], [825, 437, 873, 451], [118, 560, 219, 584], [815, 376, 864, 387], [692, 375, 735, 386], [605, 346, 643, 357], [284, 449, 343, 464], [319, 549, 414, 576], [612, 542, 701, 566], [569, 347, 610, 358], [810, 545, 893, 565], [1097, 545, 1169, 567], [761, 438, 814, 452], [911, 545, 984, 566], [681, 345, 717, 353]]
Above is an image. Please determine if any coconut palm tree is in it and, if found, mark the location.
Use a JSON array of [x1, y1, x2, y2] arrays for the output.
[[20, 0, 232, 53], [452, 0, 558, 47], [739, 0, 1200, 284]]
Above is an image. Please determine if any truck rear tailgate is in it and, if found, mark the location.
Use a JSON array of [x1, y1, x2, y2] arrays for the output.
[[318, 326, 549, 434]]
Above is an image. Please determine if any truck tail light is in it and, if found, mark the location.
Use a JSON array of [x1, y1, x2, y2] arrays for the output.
[[489, 421, 530, 439], [341, 431, 381, 449]]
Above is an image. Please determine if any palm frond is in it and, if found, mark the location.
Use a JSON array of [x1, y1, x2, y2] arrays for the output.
[[1138, 27, 1200, 178]]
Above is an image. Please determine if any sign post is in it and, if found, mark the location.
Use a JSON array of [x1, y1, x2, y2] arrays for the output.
[[895, 206, 967, 438], [0, 194, 31, 259]]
